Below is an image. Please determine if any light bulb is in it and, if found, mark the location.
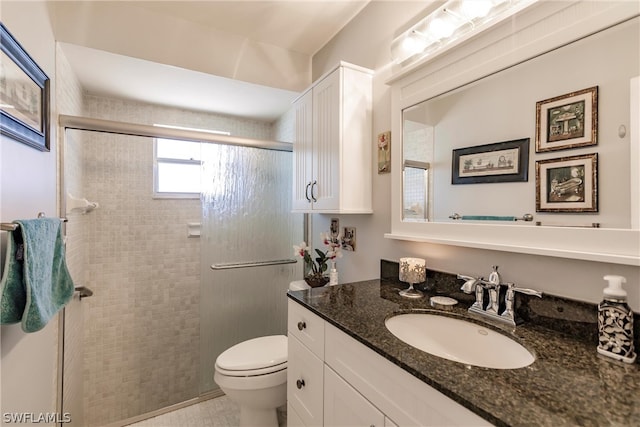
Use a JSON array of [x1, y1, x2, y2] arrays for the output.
[[402, 33, 428, 56], [429, 17, 455, 39], [460, 0, 493, 19]]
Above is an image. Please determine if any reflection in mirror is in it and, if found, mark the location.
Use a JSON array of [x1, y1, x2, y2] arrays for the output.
[[403, 160, 430, 221], [400, 17, 638, 229], [402, 106, 433, 222]]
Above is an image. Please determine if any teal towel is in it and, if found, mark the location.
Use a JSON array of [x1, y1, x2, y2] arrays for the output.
[[0, 226, 25, 324], [461, 215, 517, 221], [0, 218, 75, 332]]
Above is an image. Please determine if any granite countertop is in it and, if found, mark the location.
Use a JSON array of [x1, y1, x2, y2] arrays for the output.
[[287, 279, 640, 427]]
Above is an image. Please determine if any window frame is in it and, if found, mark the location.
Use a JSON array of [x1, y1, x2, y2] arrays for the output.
[[153, 138, 202, 199]]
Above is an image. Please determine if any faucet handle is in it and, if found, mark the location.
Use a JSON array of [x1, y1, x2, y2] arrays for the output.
[[508, 284, 543, 298], [457, 274, 481, 294], [487, 265, 501, 286], [501, 283, 542, 325]]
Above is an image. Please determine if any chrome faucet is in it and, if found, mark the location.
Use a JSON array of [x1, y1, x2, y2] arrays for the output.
[[458, 266, 542, 326], [501, 283, 543, 324], [485, 265, 501, 315], [457, 275, 485, 312]]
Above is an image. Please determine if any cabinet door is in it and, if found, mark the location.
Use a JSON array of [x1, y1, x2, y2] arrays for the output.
[[324, 365, 385, 427], [288, 335, 324, 427], [292, 89, 314, 211], [311, 69, 341, 211], [288, 300, 325, 359], [287, 403, 306, 427]]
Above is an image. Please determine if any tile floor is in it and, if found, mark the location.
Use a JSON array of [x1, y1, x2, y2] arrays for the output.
[[127, 396, 286, 427]]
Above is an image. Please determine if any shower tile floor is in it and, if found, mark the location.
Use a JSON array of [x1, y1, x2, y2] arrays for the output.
[[127, 396, 286, 427]]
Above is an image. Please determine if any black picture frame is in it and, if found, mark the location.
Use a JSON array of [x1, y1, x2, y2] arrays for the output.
[[0, 22, 50, 151], [452, 138, 529, 184]]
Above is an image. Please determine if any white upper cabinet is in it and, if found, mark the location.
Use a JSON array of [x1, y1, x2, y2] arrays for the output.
[[293, 62, 373, 213]]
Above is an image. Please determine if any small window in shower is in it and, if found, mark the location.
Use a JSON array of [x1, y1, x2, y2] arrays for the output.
[[154, 138, 202, 198]]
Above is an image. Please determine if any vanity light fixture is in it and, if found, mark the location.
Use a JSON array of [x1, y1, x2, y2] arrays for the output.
[[390, 0, 538, 66]]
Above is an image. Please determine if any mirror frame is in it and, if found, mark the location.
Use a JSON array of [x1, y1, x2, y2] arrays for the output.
[[386, 1, 640, 266]]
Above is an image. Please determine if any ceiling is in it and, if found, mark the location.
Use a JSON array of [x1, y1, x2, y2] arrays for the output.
[[52, 1, 371, 122], [60, 42, 302, 122], [129, 0, 368, 56]]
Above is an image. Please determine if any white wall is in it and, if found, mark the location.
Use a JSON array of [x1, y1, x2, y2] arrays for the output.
[[0, 0, 59, 422], [310, 1, 640, 311]]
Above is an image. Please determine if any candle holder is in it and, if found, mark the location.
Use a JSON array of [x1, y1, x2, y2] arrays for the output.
[[399, 257, 426, 299]]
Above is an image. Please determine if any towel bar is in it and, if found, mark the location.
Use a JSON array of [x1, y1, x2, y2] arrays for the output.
[[211, 258, 298, 270], [74, 286, 94, 300], [535, 222, 600, 228], [449, 213, 534, 222], [1, 215, 68, 231]]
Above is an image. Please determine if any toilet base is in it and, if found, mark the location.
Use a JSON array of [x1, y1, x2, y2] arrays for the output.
[[215, 371, 286, 427]]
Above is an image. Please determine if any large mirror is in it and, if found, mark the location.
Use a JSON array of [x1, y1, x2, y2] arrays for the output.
[[389, 1, 639, 265]]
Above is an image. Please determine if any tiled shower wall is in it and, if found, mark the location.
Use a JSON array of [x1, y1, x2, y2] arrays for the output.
[[79, 130, 201, 424], [66, 93, 278, 426]]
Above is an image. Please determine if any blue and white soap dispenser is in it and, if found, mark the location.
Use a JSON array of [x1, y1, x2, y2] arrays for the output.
[[597, 275, 636, 364]]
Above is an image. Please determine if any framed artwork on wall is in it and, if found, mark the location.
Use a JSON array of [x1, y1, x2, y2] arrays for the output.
[[451, 138, 529, 184], [536, 153, 598, 212], [535, 86, 598, 153], [377, 131, 391, 174], [0, 22, 50, 151]]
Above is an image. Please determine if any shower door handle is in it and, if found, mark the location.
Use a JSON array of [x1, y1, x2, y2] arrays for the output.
[[75, 286, 94, 301], [311, 180, 318, 202]]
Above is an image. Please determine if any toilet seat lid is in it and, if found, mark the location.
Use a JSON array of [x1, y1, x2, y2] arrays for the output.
[[216, 335, 287, 371]]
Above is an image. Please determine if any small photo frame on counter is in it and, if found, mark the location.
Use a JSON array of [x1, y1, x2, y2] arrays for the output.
[[536, 153, 598, 212], [535, 86, 598, 153]]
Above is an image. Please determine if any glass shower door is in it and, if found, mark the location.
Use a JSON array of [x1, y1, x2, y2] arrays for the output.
[[199, 143, 302, 394], [62, 129, 203, 426]]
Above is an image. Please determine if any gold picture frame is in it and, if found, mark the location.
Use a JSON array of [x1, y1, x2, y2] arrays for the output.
[[536, 153, 598, 213], [535, 86, 598, 153]]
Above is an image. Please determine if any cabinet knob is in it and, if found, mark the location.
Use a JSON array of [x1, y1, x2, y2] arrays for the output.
[[297, 321, 306, 331], [296, 379, 305, 389]]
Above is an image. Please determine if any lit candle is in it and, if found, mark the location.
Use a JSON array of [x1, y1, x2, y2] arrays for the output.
[[399, 257, 426, 284]]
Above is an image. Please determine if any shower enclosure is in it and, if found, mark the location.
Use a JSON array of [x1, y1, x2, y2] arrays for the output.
[[60, 118, 302, 427]]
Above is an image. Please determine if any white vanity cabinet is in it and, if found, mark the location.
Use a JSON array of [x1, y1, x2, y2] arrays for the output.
[[325, 365, 395, 427], [287, 300, 325, 427], [287, 299, 493, 427], [292, 62, 373, 214]]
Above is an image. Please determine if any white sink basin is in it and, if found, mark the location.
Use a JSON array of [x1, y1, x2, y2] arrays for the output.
[[385, 313, 534, 369]]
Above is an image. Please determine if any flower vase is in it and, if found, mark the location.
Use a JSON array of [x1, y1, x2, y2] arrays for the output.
[[304, 274, 330, 288]]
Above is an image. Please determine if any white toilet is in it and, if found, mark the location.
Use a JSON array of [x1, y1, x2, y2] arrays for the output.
[[213, 280, 309, 427]]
